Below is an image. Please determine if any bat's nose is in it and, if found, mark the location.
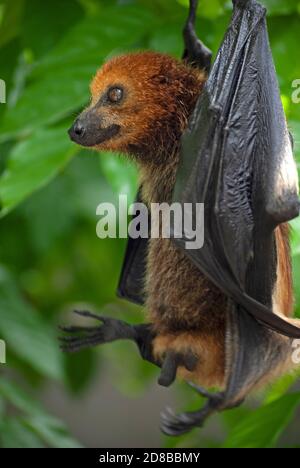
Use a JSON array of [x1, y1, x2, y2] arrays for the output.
[[68, 110, 120, 147], [73, 120, 85, 136], [68, 119, 86, 143]]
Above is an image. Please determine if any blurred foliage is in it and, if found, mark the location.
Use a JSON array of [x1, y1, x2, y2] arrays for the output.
[[0, 0, 299, 448]]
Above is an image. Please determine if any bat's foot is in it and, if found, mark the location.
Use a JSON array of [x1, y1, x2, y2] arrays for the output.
[[160, 383, 225, 436], [161, 405, 211, 436], [60, 310, 141, 352], [60, 310, 130, 353], [160, 381, 245, 436], [182, 0, 212, 71]]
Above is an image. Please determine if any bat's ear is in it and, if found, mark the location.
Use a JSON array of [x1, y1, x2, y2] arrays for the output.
[[182, 0, 212, 71], [150, 74, 170, 86]]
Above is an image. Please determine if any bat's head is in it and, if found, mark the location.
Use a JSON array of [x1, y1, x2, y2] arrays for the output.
[[68, 52, 204, 162]]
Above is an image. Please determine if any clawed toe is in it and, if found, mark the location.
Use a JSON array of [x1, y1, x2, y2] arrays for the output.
[[73, 310, 111, 322], [59, 311, 140, 353], [59, 310, 114, 353], [160, 386, 224, 436], [59, 330, 104, 353], [160, 406, 205, 436], [59, 325, 100, 334]]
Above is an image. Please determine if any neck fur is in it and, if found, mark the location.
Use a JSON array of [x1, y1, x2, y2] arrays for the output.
[[138, 144, 180, 205]]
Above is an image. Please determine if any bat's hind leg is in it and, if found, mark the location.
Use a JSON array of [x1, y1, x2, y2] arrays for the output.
[[161, 385, 243, 437], [182, 0, 212, 71], [60, 310, 157, 365], [60, 311, 199, 378]]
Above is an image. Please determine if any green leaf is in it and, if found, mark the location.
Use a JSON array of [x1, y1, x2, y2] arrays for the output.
[[291, 217, 300, 256], [176, 0, 226, 19], [26, 414, 82, 448], [268, 16, 300, 90], [0, 267, 63, 380], [289, 120, 300, 163], [0, 378, 42, 414], [262, 0, 300, 16], [99, 152, 138, 204], [0, 126, 77, 216], [264, 372, 300, 404], [0, 39, 21, 121], [22, 0, 83, 58], [0, 0, 24, 48], [0, 378, 82, 448], [148, 22, 184, 57], [0, 378, 46, 415], [0, 417, 45, 448], [221, 404, 253, 431], [64, 347, 98, 395], [223, 393, 300, 448], [174, 0, 300, 17]]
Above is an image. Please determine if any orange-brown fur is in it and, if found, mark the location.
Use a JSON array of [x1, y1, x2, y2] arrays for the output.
[[274, 223, 294, 317], [85, 51, 296, 390]]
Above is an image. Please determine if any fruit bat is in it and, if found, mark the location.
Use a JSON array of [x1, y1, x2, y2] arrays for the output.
[[62, 0, 300, 436]]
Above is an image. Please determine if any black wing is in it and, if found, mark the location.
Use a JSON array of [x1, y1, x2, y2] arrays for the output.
[[172, 0, 300, 337], [117, 189, 147, 305]]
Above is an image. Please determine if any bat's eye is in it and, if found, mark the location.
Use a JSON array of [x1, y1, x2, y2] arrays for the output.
[[107, 87, 123, 103]]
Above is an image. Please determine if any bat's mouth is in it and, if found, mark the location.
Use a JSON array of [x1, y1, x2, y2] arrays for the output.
[[68, 119, 120, 147]]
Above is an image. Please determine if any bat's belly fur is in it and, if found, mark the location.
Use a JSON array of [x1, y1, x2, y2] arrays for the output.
[[146, 236, 227, 388]]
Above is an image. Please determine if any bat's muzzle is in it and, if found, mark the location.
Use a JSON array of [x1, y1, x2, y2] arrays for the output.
[[68, 111, 120, 147]]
